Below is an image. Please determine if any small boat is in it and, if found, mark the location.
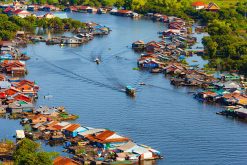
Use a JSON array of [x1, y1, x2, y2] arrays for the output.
[[8, 77, 20, 83], [44, 95, 53, 99], [139, 82, 145, 85], [94, 57, 100, 64], [150, 68, 162, 73], [125, 86, 136, 97]]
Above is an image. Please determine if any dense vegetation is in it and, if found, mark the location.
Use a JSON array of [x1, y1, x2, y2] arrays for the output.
[[13, 138, 58, 165], [0, 13, 86, 40], [195, 2, 247, 74]]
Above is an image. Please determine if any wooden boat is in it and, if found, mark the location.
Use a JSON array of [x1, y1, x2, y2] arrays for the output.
[[125, 86, 136, 97]]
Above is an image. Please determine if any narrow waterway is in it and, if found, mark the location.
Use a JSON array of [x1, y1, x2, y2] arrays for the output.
[[1, 13, 247, 164]]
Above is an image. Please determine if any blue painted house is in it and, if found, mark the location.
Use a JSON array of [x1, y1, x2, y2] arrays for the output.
[[64, 124, 88, 137], [0, 54, 13, 60]]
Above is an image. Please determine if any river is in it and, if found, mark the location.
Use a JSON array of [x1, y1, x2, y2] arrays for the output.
[[1, 13, 247, 165]]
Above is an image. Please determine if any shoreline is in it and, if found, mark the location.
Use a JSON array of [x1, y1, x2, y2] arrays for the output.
[[0, 3, 246, 164], [131, 16, 247, 122]]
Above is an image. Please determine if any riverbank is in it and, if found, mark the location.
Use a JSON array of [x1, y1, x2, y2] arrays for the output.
[[131, 16, 247, 121]]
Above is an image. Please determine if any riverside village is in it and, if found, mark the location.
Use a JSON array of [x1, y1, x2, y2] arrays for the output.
[[0, 0, 246, 165]]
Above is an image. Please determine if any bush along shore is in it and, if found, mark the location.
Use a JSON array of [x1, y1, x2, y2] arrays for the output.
[[132, 13, 247, 122], [0, 11, 162, 165]]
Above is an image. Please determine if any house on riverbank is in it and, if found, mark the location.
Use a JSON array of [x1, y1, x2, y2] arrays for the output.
[[0, 41, 15, 54], [192, 1, 206, 10], [205, 2, 220, 12], [86, 130, 129, 149], [192, 2, 220, 12], [12, 9, 31, 18]]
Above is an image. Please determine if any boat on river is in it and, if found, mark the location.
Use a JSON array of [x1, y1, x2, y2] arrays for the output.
[[94, 57, 100, 64], [125, 86, 136, 97], [139, 82, 146, 85]]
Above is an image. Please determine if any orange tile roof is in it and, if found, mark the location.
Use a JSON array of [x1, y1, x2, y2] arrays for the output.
[[54, 156, 80, 165], [223, 93, 241, 99], [203, 91, 217, 97], [32, 114, 46, 120], [86, 130, 129, 143], [118, 10, 132, 14], [192, 1, 205, 6], [96, 130, 115, 141], [65, 124, 80, 132], [18, 80, 35, 86], [52, 125, 64, 130]]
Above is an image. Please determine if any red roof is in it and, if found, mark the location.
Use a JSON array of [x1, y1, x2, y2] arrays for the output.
[[4, 88, 20, 96], [65, 124, 80, 132], [118, 10, 132, 14], [13, 9, 22, 14], [32, 114, 46, 120], [86, 130, 129, 143], [4, 7, 14, 13], [0, 92, 6, 99], [192, 1, 205, 6], [54, 156, 80, 165], [13, 10, 31, 15], [18, 80, 35, 87], [13, 93, 32, 102], [96, 130, 115, 141], [52, 125, 64, 130]]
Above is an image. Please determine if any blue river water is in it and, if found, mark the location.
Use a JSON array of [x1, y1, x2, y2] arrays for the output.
[[1, 13, 247, 165]]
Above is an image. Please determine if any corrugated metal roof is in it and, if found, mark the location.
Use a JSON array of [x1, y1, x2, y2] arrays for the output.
[[96, 130, 115, 141], [117, 141, 137, 151], [132, 146, 150, 155], [54, 156, 80, 165], [65, 124, 80, 132], [78, 128, 105, 136]]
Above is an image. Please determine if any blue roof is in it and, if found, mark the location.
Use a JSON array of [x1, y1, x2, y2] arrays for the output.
[[126, 85, 134, 90], [0, 54, 13, 59]]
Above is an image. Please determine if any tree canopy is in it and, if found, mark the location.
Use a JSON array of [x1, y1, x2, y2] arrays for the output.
[[0, 13, 86, 40], [13, 138, 58, 165]]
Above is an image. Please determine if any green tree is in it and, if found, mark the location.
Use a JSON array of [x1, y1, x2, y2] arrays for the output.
[[115, 0, 125, 8], [208, 20, 232, 35], [202, 36, 218, 58], [13, 138, 58, 165]]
